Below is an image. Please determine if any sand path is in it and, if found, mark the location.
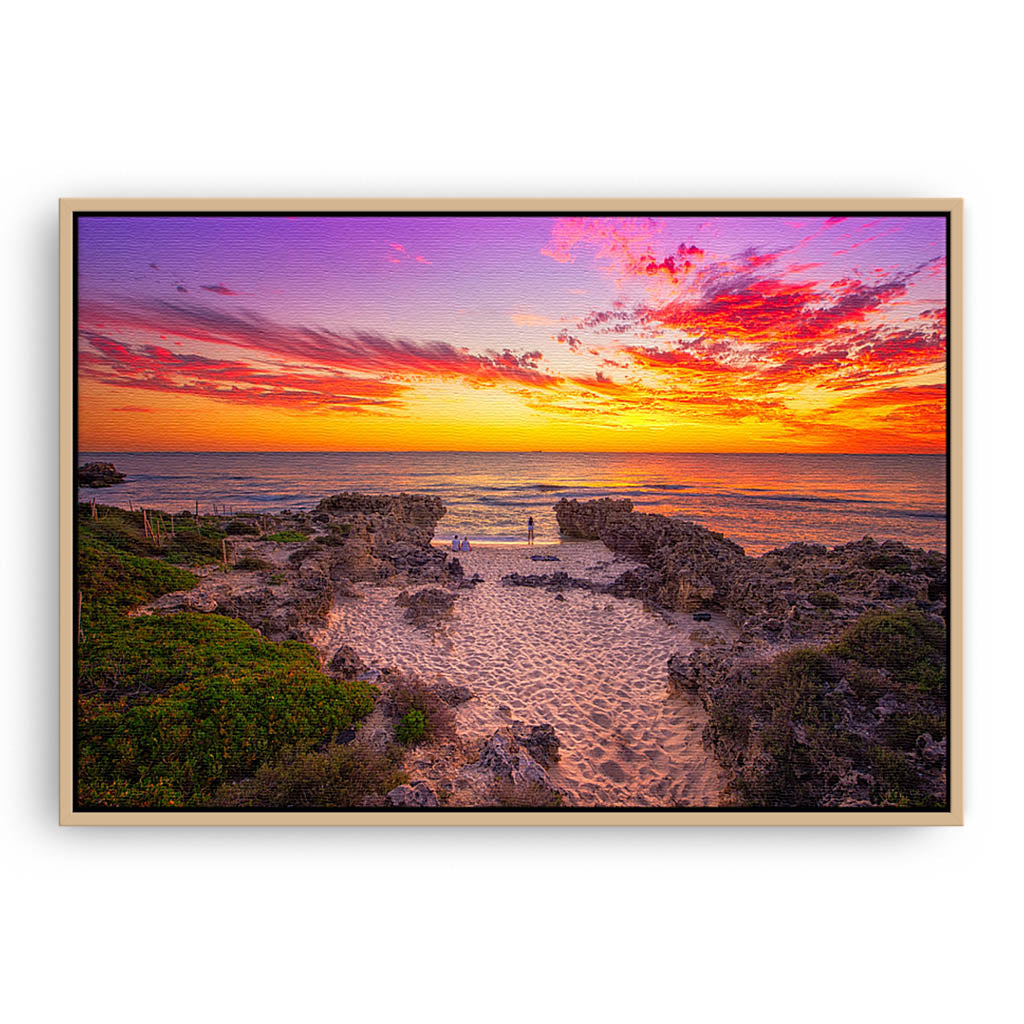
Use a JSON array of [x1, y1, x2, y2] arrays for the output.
[[314, 541, 726, 807]]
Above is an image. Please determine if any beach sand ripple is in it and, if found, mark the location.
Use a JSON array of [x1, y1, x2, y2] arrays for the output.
[[314, 542, 726, 807]]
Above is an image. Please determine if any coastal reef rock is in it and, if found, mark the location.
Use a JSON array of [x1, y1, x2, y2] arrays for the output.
[[559, 496, 949, 810], [501, 570, 597, 592], [141, 492, 452, 642], [396, 587, 458, 629], [327, 643, 367, 679], [457, 723, 564, 806], [554, 498, 745, 613], [78, 462, 125, 488], [667, 623, 948, 809], [386, 781, 439, 808], [144, 560, 334, 643], [554, 498, 947, 640]]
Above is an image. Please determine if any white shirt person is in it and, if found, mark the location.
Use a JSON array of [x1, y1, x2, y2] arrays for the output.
[[451, 535, 460, 551]]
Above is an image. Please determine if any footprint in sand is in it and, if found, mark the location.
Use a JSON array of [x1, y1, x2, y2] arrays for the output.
[[599, 759, 627, 782]]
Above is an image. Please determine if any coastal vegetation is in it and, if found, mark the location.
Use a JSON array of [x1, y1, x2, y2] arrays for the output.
[[388, 678, 457, 745], [213, 742, 406, 809], [703, 609, 948, 809], [265, 530, 308, 543], [76, 504, 382, 809]]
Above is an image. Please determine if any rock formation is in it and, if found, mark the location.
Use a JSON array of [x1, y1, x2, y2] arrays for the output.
[[557, 496, 949, 809], [141, 492, 451, 642], [78, 462, 126, 488]]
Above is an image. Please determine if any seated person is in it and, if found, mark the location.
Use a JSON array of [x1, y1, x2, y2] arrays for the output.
[[460, 536, 471, 552]]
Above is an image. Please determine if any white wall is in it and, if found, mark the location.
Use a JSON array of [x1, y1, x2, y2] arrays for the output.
[[3, 2, 1019, 1021]]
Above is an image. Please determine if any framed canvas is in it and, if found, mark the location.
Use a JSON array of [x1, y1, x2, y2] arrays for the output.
[[59, 198, 963, 825]]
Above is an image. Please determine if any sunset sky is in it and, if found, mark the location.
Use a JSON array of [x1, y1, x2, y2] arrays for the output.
[[77, 214, 947, 452]]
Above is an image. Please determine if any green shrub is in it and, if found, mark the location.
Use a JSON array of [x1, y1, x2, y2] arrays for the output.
[[225, 518, 259, 535], [233, 554, 272, 571], [877, 710, 947, 749], [78, 535, 197, 631], [266, 530, 308, 543], [79, 503, 225, 566], [77, 613, 377, 808], [828, 609, 946, 692], [809, 590, 840, 609], [396, 708, 427, 745], [390, 680, 456, 744], [716, 608, 948, 809], [213, 741, 405, 808]]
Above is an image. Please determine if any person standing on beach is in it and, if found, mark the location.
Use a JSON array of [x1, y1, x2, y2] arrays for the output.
[[527, 516, 535, 545], [451, 534, 459, 551]]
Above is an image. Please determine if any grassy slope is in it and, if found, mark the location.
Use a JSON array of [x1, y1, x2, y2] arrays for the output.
[[76, 505, 380, 808]]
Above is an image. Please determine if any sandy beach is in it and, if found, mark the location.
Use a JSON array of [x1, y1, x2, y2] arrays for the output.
[[313, 540, 728, 807]]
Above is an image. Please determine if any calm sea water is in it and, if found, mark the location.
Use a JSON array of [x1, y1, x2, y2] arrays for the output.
[[78, 452, 946, 555]]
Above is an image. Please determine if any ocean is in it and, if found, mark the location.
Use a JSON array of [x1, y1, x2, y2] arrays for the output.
[[77, 451, 947, 555]]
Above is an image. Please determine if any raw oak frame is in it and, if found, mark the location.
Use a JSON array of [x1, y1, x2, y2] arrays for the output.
[[59, 197, 964, 826]]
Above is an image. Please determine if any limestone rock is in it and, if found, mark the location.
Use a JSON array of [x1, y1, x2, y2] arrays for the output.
[[327, 644, 366, 679], [395, 587, 457, 628], [78, 462, 125, 488], [386, 781, 439, 808]]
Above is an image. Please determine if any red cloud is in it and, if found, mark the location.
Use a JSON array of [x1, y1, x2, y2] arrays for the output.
[[77, 300, 565, 413]]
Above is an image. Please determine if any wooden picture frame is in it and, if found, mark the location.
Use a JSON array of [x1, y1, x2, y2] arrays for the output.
[[59, 198, 963, 825]]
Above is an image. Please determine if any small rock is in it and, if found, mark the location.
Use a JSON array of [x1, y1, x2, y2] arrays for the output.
[[395, 587, 457, 628], [77, 462, 126, 488], [386, 782, 439, 808], [327, 644, 365, 679], [511, 722, 560, 765], [434, 680, 474, 706]]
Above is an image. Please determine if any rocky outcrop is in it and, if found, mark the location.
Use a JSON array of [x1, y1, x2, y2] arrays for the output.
[[554, 498, 746, 612], [558, 496, 949, 810], [386, 781, 439, 808], [457, 722, 564, 805], [510, 722, 560, 766], [554, 498, 947, 639], [78, 462, 125, 488], [327, 643, 367, 679], [139, 492, 452, 642], [500, 570, 598, 592], [143, 559, 334, 643], [666, 610, 948, 809], [396, 587, 457, 629]]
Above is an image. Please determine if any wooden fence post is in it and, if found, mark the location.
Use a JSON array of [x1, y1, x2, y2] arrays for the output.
[[222, 537, 229, 570]]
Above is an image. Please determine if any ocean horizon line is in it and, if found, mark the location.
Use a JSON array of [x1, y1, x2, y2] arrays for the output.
[[79, 449, 945, 458]]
